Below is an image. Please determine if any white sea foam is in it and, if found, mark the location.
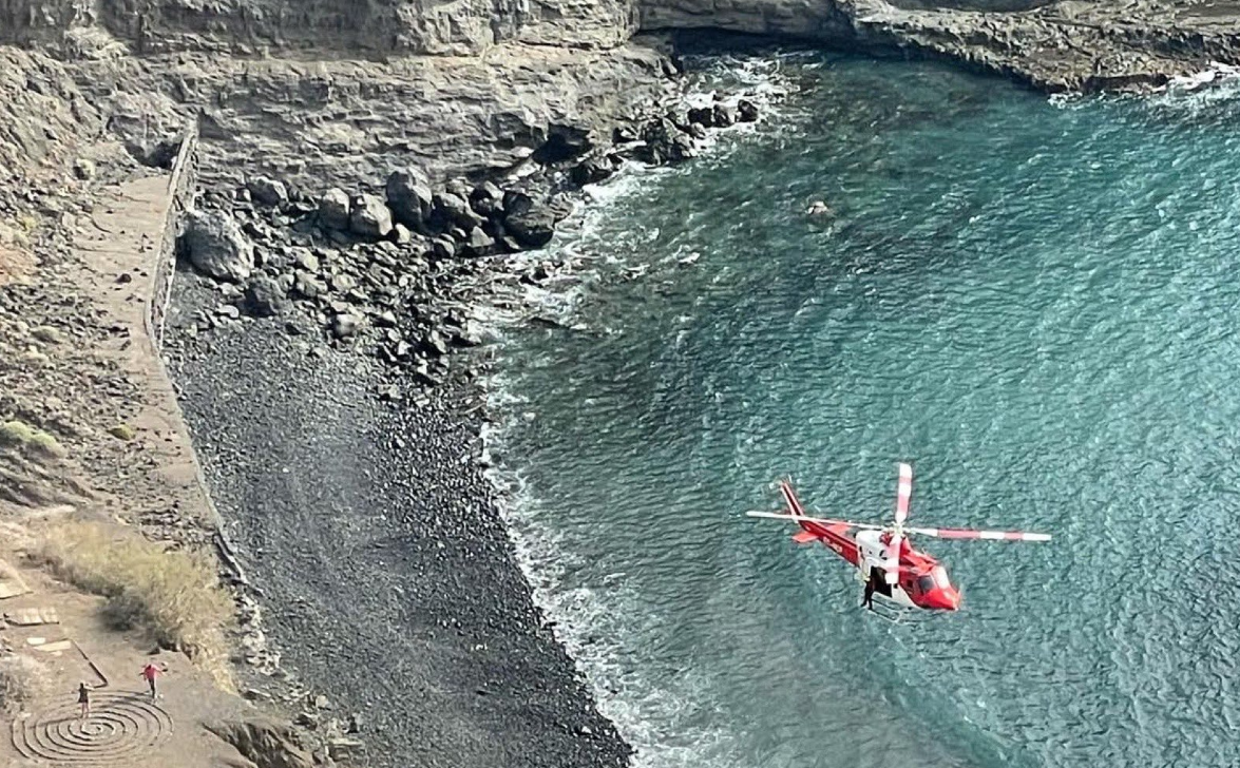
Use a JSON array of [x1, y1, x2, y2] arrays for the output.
[[472, 52, 805, 768]]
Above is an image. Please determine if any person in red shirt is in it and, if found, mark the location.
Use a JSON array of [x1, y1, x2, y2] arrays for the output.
[[140, 663, 167, 701]]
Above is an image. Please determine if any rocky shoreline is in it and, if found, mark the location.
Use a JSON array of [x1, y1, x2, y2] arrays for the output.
[[164, 80, 765, 767], [9, 1, 1240, 765]]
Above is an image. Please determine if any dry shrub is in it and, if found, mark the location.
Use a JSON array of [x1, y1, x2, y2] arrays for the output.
[[0, 654, 49, 714], [38, 521, 234, 689]]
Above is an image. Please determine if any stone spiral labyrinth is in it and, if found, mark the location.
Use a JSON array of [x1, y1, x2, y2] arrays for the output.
[[10, 692, 173, 765]]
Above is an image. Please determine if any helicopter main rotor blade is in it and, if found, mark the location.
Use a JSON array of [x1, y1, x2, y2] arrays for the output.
[[884, 530, 902, 585], [894, 462, 913, 525], [906, 526, 1051, 542], [745, 511, 887, 530]]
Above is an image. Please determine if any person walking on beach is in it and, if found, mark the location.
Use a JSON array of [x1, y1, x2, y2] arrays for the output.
[[77, 682, 90, 719], [140, 662, 166, 701]]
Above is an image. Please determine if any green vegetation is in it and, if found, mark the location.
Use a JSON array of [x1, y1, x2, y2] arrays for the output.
[[0, 419, 66, 459], [108, 423, 136, 441], [38, 521, 234, 690]]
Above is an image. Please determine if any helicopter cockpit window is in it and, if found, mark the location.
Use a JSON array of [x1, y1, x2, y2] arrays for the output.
[[917, 567, 950, 594]]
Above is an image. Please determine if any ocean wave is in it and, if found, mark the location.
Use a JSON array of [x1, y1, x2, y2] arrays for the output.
[[482, 429, 735, 768], [474, 52, 808, 768]]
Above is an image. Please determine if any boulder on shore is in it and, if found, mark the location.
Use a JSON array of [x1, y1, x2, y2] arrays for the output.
[[206, 720, 314, 768], [386, 168, 434, 232], [460, 227, 496, 257], [469, 182, 504, 218], [502, 192, 557, 249], [181, 210, 254, 282], [349, 194, 393, 239], [243, 276, 287, 317], [318, 188, 351, 230], [432, 191, 484, 232], [570, 156, 617, 187], [247, 176, 289, 207]]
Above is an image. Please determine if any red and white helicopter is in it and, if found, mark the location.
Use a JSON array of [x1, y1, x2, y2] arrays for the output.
[[747, 463, 1050, 612]]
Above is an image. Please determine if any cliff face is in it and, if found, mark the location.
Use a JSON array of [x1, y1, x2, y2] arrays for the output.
[[637, 0, 852, 42], [0, 0, 640, 53]]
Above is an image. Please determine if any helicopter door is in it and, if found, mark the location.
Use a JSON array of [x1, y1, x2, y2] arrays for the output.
[[869, 561, 892, 599]]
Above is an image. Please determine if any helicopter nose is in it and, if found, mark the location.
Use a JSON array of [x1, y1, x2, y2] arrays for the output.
[[924, 586, 961, 611]]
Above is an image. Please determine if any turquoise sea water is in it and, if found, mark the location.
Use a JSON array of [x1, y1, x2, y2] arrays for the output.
[[484, 54, 1240, 768]]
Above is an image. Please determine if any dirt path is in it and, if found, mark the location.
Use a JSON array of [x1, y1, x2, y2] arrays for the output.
[[0, 553, 243, 768], [1, 163, 278, 768]]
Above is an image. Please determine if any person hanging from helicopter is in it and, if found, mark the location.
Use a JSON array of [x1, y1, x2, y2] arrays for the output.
[[861, 567, 880, 610]]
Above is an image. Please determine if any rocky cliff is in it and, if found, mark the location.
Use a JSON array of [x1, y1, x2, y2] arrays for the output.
[[1, 0, 640, 53]]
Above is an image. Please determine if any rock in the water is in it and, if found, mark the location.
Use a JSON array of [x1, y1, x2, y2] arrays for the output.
[[385, 168, 434, 232], [318, 189, 351, 231], [636, 118, 685, 165], [687, 106, 714, 127], [182, 210, 254, 282], [570, 156, 617, 187], [244, 277, 286, 317], [248, 176, 289, 207], [737, 99, 760, 123], [349, 194, 393, 239], [670, 133, 697, 161], [807, 200, 833, 217], [712, 103, 736, 127]]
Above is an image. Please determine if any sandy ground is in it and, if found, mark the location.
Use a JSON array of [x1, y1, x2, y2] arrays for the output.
[[0, 542, 244, 768]]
